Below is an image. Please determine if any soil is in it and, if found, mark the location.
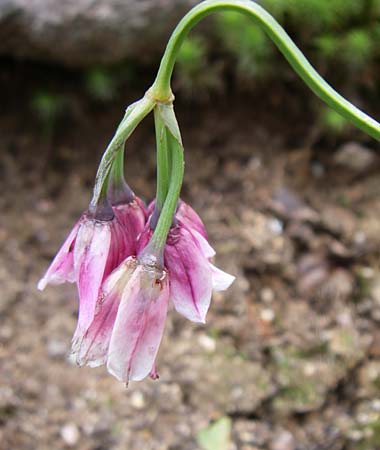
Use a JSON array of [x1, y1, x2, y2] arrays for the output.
[[1, 78, 380, 450]]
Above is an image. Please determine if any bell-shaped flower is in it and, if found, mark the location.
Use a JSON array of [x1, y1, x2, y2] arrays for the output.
[[73, 256, 170, 383], [38, 197, 146, 342], [138, 200, 235, 323]]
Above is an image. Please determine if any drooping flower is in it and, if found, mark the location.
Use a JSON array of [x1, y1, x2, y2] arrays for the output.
[[38, 197, 146, 342], [73, 256, 169, 383], [138, 200, 235, 323]]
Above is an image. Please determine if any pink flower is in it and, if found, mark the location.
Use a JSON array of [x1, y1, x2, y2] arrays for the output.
[[175, 199, 208, 238], [38, 198, 146, 341], [148, 199, 207, 238], [73, 256, 169, 383], [138, 200, 235, 323]]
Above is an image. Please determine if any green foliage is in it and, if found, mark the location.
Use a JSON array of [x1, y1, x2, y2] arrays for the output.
[[175, 36, 223, 97], [31, 91, 66, 135], [85, 68, 118, 102], [341, 28, 375, 69], [172, 0, 380, 135], [31, 92, 64, 122], [217, 12, 274, 81], [322, 108, 350, 135], [196, 417, 232, 450]]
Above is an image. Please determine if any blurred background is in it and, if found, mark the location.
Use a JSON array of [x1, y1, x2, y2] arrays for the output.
[[1, 0, 380, 449]]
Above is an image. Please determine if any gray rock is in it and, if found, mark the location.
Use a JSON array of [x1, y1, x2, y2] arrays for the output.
[[0, 0, 198, 67], [334, 142, 377, 172]]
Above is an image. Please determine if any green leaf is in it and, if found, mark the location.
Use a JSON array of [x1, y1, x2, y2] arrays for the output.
[[196, 417, 232, 450]]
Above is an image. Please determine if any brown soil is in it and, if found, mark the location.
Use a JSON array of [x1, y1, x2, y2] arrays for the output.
[[1, 85, 380, 450]]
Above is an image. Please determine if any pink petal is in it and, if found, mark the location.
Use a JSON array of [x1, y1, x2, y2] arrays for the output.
[[176, 200, 208, 238], [37, 219, 81, 290], [209, 263, 235, 291], [73, 257, 138, 367], [73, 220, 112, 339], [136, 225, 153, 254], [113, 198, 146, 247], [107, 265, 169, 383], [186, 226, 215, 259], [165, 225, 213, 323]]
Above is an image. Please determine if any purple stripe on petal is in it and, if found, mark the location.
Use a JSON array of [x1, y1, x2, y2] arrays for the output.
[[107, 265, 169, 383], [165, 226, 213, 323], [73, 221, 112, 339], [73, 257, 138, 367]]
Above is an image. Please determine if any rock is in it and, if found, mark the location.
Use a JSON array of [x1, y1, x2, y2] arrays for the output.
[[0, 0, 198, 67], [186, 354, 275, 415], [47, 339, 68, 358], [271, 339, 367, 415], [129, 390, 146, 410], [270, 430, 296, 450], [270, 187, 319, 223], [234, 420, 270, 447], [334, 142, 377, 172], [60, 423, 80, 446], [357, 361, 380, 398]]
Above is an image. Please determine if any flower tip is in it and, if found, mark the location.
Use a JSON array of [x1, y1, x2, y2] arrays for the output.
[[37, 278, 47, 291], [106, 361, 125, 383], [150, 366, 160, 380], [190, 312, 207, 324], [210, 264, 236, 291]]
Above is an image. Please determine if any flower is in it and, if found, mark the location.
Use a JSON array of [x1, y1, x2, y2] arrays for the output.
[[139, 200, 235, 323], [73, 256, 169, 383], [38, 198, 146, 341]]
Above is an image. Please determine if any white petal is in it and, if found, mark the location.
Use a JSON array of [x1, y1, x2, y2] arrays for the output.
[[210, 264, 235, 291]]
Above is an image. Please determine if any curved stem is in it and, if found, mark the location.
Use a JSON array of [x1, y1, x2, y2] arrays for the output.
[[90, 94, 155, 210], [154, 107, 170, 211], [150, 0, 380, 140]]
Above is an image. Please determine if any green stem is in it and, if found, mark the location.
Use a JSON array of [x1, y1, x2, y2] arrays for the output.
[[88, 170, 114, 221], [110, 145, 125, 187], [108, 146, 135, 205], [90, 94, 155, 210], [149, 132, 184, 252], [150, 0, 380, 140], [154, 107, 170, 211]]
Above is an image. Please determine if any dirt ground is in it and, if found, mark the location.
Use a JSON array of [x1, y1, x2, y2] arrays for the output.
[[1, 85, 380, 450]]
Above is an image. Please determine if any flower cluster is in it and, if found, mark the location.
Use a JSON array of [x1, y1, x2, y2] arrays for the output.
[[39, 195, 234, 383]]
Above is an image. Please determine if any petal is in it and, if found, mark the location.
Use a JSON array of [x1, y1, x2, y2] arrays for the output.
[[107, 212, 134, 266], [73, 220, 112, 337], [37, 219, 81, 290], [165, 226, 213, 323], [136, 225, 153, 255], [176, 200, 208, 238], [73, 257, 138, 367], [114, 198, 146, 243], [107, 265, 169, 383], [186, 226, 215, 259], [210, 263, 235, 291]]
